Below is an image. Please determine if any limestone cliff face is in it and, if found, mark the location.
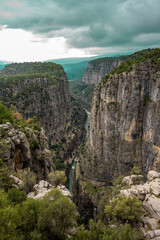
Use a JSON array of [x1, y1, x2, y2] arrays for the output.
[[74, 50, 160, 218], [81, 61, 160, 185], [0, 122, 55, 180], [82, 58, 123, 85], [0, 63, 86, 169]]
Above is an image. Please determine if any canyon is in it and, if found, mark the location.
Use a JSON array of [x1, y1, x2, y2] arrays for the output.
[[0, 49, 160, 239]]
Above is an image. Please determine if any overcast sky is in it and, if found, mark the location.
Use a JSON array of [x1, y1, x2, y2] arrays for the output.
[[0, 0, 160, 62]]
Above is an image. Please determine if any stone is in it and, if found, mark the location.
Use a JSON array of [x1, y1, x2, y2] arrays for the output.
[[57, 184, 72, 199], [147, 171, 160, 181], [143, 195, 160, 219], [147, 230, 155, 239], [155, 230, 160, 237], [28, 181, 72, 200], [142, 217, 158, 230], [10, 175, 22, 185], [122, 175, 143, 186]]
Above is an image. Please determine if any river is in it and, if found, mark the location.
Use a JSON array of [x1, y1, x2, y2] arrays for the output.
[[68, 109, 90, 192]]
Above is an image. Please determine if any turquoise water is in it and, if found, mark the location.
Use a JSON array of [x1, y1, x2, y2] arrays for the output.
[[68, 110, 90, 192]]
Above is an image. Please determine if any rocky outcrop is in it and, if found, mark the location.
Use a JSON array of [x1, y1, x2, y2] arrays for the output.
[[0, 62, 87, 171], [120, 171, 160, 239], [27, 180, 72, 200], [0, 122, 54, 180]]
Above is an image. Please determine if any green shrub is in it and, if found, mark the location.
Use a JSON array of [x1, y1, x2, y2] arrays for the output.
[[0, 158, 15, 191], [103, 224, 144, 240], [105, 195, 143, 224], [20, 168, 36, 193], [30, 140, 39, 150], [0, 101, 14, 124], [38, 189, 77, 240], [130, 166, 141, 175], [48, 170, 67, 187], [7, 187, 26, 205], [69, 219, 105, 240]]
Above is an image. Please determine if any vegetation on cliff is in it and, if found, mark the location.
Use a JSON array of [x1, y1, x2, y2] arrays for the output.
[[1, 62, 63, 75], [101, 48, 160, 84], [0, 63, 64, 93]]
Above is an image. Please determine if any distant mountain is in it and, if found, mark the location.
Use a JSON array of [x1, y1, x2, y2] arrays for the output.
[[48, 52, 132, 81]]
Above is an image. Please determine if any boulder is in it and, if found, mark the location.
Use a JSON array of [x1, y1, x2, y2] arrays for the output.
[[142, 217, 158, 230], [147, 171, 160, 181], [28, 181, 72, 200], [143, 195, 160, 219], [10, 175, 22, 185], [122, 175, 143, 186]]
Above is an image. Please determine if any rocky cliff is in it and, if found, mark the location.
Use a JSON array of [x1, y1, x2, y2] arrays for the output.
[[82, 49, 154, 86], [0, 62, 86, 171], [74, 48, 160, 218], [0, 121, 55, 180], [82, 57, 123, 85]]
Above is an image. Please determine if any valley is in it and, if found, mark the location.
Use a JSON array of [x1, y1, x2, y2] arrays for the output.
[[0, 48, 160, 239]]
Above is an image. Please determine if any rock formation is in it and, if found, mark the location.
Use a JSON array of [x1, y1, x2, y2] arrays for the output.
[[0, 122, 54, 180], [74, 48, 160, 219], [27, 180, 72, 200], [120, 171, 160, 239]]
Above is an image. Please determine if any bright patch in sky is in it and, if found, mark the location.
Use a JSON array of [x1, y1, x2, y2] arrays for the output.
[[0, 0, 160, 62], [0, 28, 89, 62]]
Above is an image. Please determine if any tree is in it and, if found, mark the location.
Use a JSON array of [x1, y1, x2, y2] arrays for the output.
[[0, 101, 14, 124], [103, 224, 144, 240], [48, 171, 67, 187], [105, 195, 143, 224], [38, 189, 77, 240], [20, 168, 36, 193], [0, 158, 15, 191], [0, 190, 17, 240], [7, 187, 26, 205]]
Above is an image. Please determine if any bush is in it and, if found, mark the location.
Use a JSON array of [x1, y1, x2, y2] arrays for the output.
[[7, 187, 26, 205], [0, 158, 15, 191], [103, 224, 144, 240], [12, 111, 23, 121], [130, 166, 141, 175], [105, 195, 143, 224], [30, 140, 39, 150], [0, 101, 14, 124], [48, 171, 67, 187], [38, 189, 77, 240], [20, 168, 36, 193], [68, 219, 105, 240]]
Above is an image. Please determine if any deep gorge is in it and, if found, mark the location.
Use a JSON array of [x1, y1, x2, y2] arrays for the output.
[[0, 48, 160, 239]]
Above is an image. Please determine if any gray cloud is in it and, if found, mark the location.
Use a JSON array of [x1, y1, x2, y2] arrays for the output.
[[0, 0, 160, 52]]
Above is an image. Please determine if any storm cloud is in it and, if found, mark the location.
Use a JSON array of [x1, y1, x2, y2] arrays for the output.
[[0, 0, 160, 52]]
